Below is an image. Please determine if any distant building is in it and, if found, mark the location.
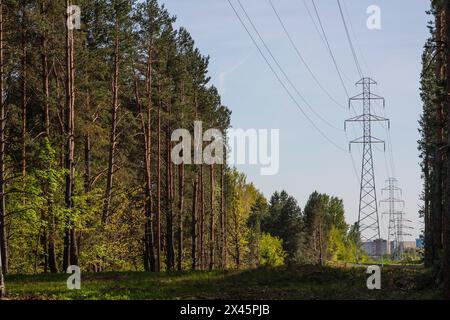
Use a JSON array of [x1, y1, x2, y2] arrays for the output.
[[390, 240, 416, 253], [387, 240, 418, 259], [362, 239, 388, 257], [400, 241, 416, 251]]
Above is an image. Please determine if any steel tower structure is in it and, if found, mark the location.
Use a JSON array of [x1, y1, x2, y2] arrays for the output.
[[380, 178, 405, 259], [345, 78, 389, 254]]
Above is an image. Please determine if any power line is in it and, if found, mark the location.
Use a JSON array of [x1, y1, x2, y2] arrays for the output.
[[270, 0, 360, 183], [309, 0, 362, 130], [337, 0, 397, 181], [341, 0, 372, 77], [302, 0, 327, 46], [226, 0, 347, 152], [336, 0, 363, 78], [268, 0, 346, 110], [306, 0, 362, 182], [376, 100, 397, 178], [336, 0, 397, 186], [234, 0, 342, 131], [311, 0, 350, 98], [306, 0, 396, 223]]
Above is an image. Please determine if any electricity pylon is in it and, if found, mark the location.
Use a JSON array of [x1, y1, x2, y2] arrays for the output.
[[345, 78, 389, 259], [380, 178, 405, 260]]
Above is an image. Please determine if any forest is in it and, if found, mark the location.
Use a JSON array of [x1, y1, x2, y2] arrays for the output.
[[0, 0, 448, 301], [0, 0, 364, 298]]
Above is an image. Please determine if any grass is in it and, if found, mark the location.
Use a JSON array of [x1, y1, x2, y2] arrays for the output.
[[3, 265, 441, 300]]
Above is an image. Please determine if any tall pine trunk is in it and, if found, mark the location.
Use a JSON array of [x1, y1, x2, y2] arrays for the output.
[[0, 0, 8, 280], [63, 0, 78, 270], [209, 164, 214, 270], [177, 83, 185, 271], [20, 4, 27, 178], [432, 9, 444, 265], [424, 128, 433, 267], [156, 80, 162, 272], [443, 0, 450, 299], [144, 50, 155, 272], [134, 53, 155, 272], [165, 100, 175, 270], [40, 0, 57, 273], [177, 158, 184, 271], [220, 163, 226, 269], [191, 176, 198, 270], [199, 164, 205, 270], [103, 21, 120, 224], [41, 0, 50, 136]]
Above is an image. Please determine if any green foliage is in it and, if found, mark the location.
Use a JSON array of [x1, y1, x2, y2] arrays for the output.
[[7, 139, 66, 273], [262, 191, 303, 263], [0, 0, 361, 277], [225, 169, 264, 268], [2, 0, 232, 273], [258, 233, 286, 267]]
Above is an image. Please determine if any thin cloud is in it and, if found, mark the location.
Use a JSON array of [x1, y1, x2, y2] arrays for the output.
[[218, 51, 253, 95]]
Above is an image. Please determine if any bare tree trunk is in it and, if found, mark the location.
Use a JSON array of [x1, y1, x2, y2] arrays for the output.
[[40, 218, 48, 273], [41, 0, 50, 136], [84, 135, 91, 193], [319, 224, 324, 266], [0, 0, 8, 285], [191, 177, 198, 270], [432, 9, 444, 265], [165, 100, 175, 271], [177, 159, 184, 271], [69, 10, 78, 267], [199, 164, 205, 270], [145, 51, 156, 272], [55, 67, 65, 168], [156, 80, 162, 272], [103, 21, 120, 224], [134, 62, 155, 272], [233, 208, 240, 268], [40, 2, 56, 273], [47, 201, 58, 273], [177, 83, 185, 271], [424, 129, 433, 267], [209, 164, 215, 270], [224, 164, 228, 269], [21, 4, 27, 178], [63, 0, 78, 270], [443, 0, 450, 299], [220, 163, 226, 269], [50, 62, 63, 274]]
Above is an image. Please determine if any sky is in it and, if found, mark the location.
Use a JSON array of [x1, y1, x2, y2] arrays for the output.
[[160, 0, 431, 241]]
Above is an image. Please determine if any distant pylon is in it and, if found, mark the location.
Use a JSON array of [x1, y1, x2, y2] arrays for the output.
[[380, 178, 405, 260], [345, 78, 389, 258]]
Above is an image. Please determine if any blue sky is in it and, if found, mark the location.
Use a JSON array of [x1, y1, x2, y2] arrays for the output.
[[160, 0, 431, 240]]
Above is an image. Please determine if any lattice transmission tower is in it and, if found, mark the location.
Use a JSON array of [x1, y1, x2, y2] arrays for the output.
[[380, 178, 406, 260], [345, 78, 389, 255]]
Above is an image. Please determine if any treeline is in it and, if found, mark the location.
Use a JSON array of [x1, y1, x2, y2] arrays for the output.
[[250, 190, 362, 266], [419, 0, 450, 298], [0, 0, 359, 291], [0, 0, 234, 275]]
